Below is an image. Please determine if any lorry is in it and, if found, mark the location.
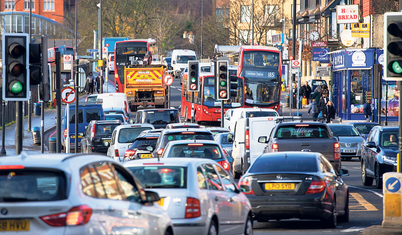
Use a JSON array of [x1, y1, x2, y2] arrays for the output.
[[124, 65, 167, 112], [102, 37, 129, 73]]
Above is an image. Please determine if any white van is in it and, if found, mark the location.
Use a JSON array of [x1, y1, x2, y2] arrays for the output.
[[231, 116, 278, 179], [97, 93, 130, 114], [108, 54, 114, 73], [171, 49, 197, 78], [224, 108, 279, 131]]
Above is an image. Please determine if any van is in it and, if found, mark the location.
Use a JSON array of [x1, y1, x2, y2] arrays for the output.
[[224, 108, 278, 131], [231, 116, 277, 179], [61, 103, 105, 151], [108, 54, 114, 73], [97, 93, 130, 114], [171, 49, 197, 78]]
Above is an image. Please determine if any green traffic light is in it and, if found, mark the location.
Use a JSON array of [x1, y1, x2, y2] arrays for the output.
[[9, 81, 23, 94], [392, 61, 402, 74], [220, 81, 226, 86], [191, 78, 196, 82]]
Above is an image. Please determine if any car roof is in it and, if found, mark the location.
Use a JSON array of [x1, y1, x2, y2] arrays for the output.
[[167, 140, 219, 146], [104, 107, 125, 111], [139, 108, 178, 112], [105, 114, 125, 117], [162, 128, 212, 134], [259, 151, 321, 159], [349, 122, 379, 125], [277, 122, 328, 126], [375, 126, 399, 131], [327, 124, 354, 127], [68, 103, 102, 108], [114, 124, 154, 131], [206, 127, 230, 131], [136, 133, 160, 138], [92, 120, 121, 124], [124, 157, 217, 168]]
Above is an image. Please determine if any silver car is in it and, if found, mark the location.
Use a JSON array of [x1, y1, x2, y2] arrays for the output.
[[214, 132, 233, 157], [124, 158, 253, 235], [328, 124, 365, 160]]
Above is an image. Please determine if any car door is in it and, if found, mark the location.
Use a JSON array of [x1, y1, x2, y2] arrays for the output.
[[321, 157, 345, 213], [367, 129, 378, 176], [82, 123, 92, 153], [214, 164, 245, 233]]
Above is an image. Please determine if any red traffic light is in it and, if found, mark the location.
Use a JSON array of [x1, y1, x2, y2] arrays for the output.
[[9, 61, 25, 76], [8, 43, 26, 58]]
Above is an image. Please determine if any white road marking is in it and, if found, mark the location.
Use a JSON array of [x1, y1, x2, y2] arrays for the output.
[[348, 185, 384, 198], [341, 226, 365, 233]]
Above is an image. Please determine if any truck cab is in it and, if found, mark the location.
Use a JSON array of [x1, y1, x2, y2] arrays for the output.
[[171, 49, 197, 79]]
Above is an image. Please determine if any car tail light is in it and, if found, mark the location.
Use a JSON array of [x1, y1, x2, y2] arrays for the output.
[[272, 143, 279, 152], [91, 124, 96, 139], [85, 97, 88, 102], [188, 143, 203, 146], [40, 205, 92, 227], [334, 143, 340, 160], [124, 101, 128, 112], [218, 160, 230, 171], [64, 129, 67, 138], [125, 149, 136, 158], [238, 176, 255, 195], [245, 130, 250, 149], [157, 148, 164, 155], [0, 165, 24, 170], [114, 149, 119, 157], [268, 117, 274, 121], [185, 197, 201, 218], [306, 180, 326, 194]]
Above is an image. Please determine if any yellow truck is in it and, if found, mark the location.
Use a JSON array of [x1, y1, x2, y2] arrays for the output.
[[124, 66, 167, 112]]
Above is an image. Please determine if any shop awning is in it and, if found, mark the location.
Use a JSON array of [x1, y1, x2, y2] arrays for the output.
[[321, 0, 342, 17]]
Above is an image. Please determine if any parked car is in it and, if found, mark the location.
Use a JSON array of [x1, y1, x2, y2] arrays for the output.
[[308, 79, 327, 98], [125, 158, 253, 235], [361, 126, 398, 189], [214, 132, 233, 157], [0, 153, 174, 235], [328, 124, 365, 160], [239, 152, 349, 227], [124, 133, 159, 161], [135, 109, 181, 129], [224, 108, 278, 131], [81, 120, 121, 153], [349, 122, 379, 140], [105, 113, 128, 124], [166, 123, 201, 129], [152, 128, 214, 158], [107, 124, 154, 162]]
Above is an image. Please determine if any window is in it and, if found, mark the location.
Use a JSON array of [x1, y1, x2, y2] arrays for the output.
[[113, 166, 141, 203], [24, 0, 34, 10], [239, 30, 250, 45], [93, 162, 122, 200], [86, 108, 101, 122], [197, 166, 208, 189], [87, 164, 106, 198], [69, 109, 83, 123], [118, 127, 152, 143], [4, 0, 15, 10], [265, 5, 279, 22], [110, 129, 117, 145], [44, 0, 54, 10], [202, 164, 223, 191], [215, 165, 237, 192], [240, 5, 250, 23]]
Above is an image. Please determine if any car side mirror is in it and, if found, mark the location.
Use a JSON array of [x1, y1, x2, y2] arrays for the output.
[[172, 60, 176, 64], [258, 136, 268, 143], [144, 190, 161, 203], [227, 133, 234, 143], [147, 146, 154, 152], [361, 134, 365, 138], [365, 141, 376, 148], [339, 169, 349, 177], [225, 116, 230, 120]]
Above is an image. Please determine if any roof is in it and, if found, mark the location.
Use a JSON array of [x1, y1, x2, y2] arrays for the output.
[[136, 133, 160, 138], [124, 157, 217, 168], [278, 122, 328, 126], [68, 103, 102, 107], [140, 108, 178, 112], [114, 124, 154, 131], [166, 140, 219, 146], [260, 151, 321, 159], [349, 122, 379, 125], [206, 127, 230, 131], [240, 45, 280, 52], [327, 123, 354, 127], [162, 128, 212, 134], [91, 120, 121, 124]]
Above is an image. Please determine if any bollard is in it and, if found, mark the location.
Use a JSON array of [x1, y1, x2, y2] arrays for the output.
[[34, 103, 41, 116], [382, 172, 402, 229], [285, 94, 290, 108], [31, 127, 41, 145], [49, 137, 57, 153]]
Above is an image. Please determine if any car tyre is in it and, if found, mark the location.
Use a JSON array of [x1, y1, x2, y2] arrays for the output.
[[244, 215, 253, 235], [208, 220, 218, 235], [233, 168, 241, 180], [362, 160, 373, 186], [164, 229, 172, 235], [322, 202, 337, 228], [375, 163, 383, 189], [338, 191, 349, 223]]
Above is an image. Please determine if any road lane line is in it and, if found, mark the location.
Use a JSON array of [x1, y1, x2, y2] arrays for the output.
[[341, 227, 365, 233], [348, 185, 384, 198], [350, 193, 378, 211]]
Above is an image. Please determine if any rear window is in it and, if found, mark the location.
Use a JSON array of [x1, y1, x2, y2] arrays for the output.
[[246, 111, 278, 118], [86, 108, 101, 122], [275, 125, 330, 139], [0, 169, 66, 202], [312, 80, 327, 86], [106, 115, 124, 123], [250, 156, 318, 173], [329, 125, 359, 137], [162, 132, 213, 146], [69, 109, 83, 123], [95, 124, 119, 137], [220, 135, 231, 144], [87, 97, 97, 102], [128, 166, 187, 188], [118, 127, 153, 143], [144, 110, 179, 125], [130, 138, 158, 150], [167, 144, 223, 160], [354, 124, 377, 134]]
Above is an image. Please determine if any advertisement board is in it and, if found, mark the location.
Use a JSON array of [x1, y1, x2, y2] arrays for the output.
[[336, 5, 359, 24]]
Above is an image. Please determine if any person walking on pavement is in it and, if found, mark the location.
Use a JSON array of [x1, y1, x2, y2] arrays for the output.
[[294, 84, 304, 109], [319, 93, 329, 115], [363, 99, 372, 122], [307, 100, 319, 121], [320, 84, 329, 97], [302, 81, 312, 104], [323, 100, 336, 123], [87, 72, 96, 95], [96, 74, 104, 94]]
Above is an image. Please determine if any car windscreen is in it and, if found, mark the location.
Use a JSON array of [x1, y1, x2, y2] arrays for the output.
[[168, 144, 223, 160], [329, 126, 360, 136], [0, 169, 67, 202], [274, 125, 330, 139], [162, 132, 214, 147], [129, 138, 158, 150], [249, 156, 318, 173], [144, 110, 179, 125], [246, 111, 278, 118], [128, 166, 187, 188], [354, 124, 377, 134], [95, 124, 120, 137], [87, 97, 97, 102], [118, 127, 153, 143], [105, 115, 124, 123], [380, 132, 399, 148]]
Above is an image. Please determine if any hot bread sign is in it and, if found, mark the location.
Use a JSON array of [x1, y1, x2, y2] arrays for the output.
[[336, 5, 359, 24]]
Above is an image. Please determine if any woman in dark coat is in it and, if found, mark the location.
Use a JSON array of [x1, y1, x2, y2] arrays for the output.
[[323, 100, 336, 123]]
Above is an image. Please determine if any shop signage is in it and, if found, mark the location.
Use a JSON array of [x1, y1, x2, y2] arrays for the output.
[[332, 53, 344, 68], [311, 41, 327, 47], [312, 48, 329, 62], [341, 30, 354, 47], [351, 23, 370, 38], [316, 67, 331, 77], [336, 5, 359, 24], [331, 49, 375, 71], [352, 51, 367, 67]]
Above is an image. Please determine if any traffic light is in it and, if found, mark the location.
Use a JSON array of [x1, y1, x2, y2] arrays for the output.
[[2, 33, 29, 101], [29, 43, 42, 85], [216, 60, 229, 100], [384, 12, 402, 80], [187, 61, 199, 92], [229, 75, 238, 99]]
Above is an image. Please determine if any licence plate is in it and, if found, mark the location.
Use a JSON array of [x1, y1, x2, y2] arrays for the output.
[[343, 149, 356, 153], [0, 220, 30, 231], [141, 154, 152, 158], [103, 139, 111, 145], [70, 135, 83, 139], [265, 183, 295, 190], [157, 197, 165, 206]]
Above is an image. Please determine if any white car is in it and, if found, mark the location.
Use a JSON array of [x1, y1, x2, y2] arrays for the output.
[[224, 108, 279, 131], [125, 158, 253, 235], [97, 93, 130, 114], [0, 153, 174, 235], [107, 124, 154, 162]]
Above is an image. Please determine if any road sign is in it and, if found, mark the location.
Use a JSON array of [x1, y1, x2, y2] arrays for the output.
[[219, 90, 227, 98], [292, 60, 300, 68], [87, 49, 99, 53], [383, 173, 402, 223], [190, 84, 197, 90], [64, 55, 72, 70], [61, 87, 76, 104], [316, 67, 331, 77], [164, 74, 173, 86], [103, 47, 107, 53], [386, 177, 401, 193], [105, 43, 109, 47]]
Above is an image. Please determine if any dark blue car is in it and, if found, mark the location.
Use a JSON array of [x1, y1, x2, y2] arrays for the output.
[[349, 122, 379, 140]]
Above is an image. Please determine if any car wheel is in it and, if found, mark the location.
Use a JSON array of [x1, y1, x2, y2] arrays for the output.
[[375, 163, 383, 189], [164, 229, 172, 235], [208, 220, 218, 235], [362, 160, 373, 186], [338, 191, 349, 223], [322, 202, 337, 228], [244, 215, 253, 235]]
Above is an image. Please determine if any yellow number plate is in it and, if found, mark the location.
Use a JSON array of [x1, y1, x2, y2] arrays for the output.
[[0, 220, 30, 231], [103, 139, 111, 144], [70, 136, 83, 139], [141, 154, 152, 158], [157, 197, 165, 206], [265, 183, 295, 190]]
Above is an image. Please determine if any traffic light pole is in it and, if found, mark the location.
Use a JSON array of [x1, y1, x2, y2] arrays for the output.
[[1, 101, 6, 156], [16, 101, 23, 154], [221, 101, 224, 128], [41, 36, 48, 154], [191, 92, 194, 123], [56, 51, 62, 153], [75, 59, 79, 152], [399, 81, 402, 173]]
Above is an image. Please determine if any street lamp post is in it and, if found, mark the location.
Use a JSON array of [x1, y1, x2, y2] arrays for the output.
[[97, 1, 103, 93], [11, 0, 23, 33], [52, 14, 74, 47]]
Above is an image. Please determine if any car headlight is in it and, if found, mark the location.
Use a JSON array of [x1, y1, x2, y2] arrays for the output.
[[384, 156, 397, 164]]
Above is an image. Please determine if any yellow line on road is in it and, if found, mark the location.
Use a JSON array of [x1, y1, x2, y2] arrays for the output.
[[350, 193, 378, 211]]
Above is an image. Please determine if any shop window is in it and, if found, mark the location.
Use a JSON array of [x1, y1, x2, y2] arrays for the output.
[[350, 70, 370, 114], [383, 83, 399, 117]]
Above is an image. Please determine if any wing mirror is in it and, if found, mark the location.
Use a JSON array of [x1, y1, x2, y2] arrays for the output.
[[172, 60, 176, 64], [258, 136, 268, 143], [365, 141, 376, 148], [225, 116, 230, 120], [227, 133, 234, 143], [144, 190, 161, 203]]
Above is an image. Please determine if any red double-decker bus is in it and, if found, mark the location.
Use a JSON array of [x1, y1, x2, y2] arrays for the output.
[[47, 46, 75, 63]]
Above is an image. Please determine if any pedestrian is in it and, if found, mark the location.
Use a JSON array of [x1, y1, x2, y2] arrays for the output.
[[307, 100, 319, 121], [363, 99, 372, 122], [96, 74, 104, 94], [321, 84, 329, 97], [302, 81, 312, 104], [319, 93, 329, 115], [323, 100, 336, 123], [87, 72, 96, 95]]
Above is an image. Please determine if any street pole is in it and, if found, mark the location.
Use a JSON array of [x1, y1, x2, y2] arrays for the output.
[[168, 86, 171, 109], [221, 101, 224, 128], [251, 0, 254, 45], [41, 36, 48, 154], [385, 81, 388, 126], [1, 101, 6, 156], [297, 39, 303, 116], [200, 0, 204, 59], [56, 51, 62, 153], [398, 81, 402, 173], [75, 0, 79, 152], [28, 0, 32, 133], [191, 93, 194, 123], [292, 0, 296, 115], [16, 101, 23, 154], [99, 0, 103, 93]]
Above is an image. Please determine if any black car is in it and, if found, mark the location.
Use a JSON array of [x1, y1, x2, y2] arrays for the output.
[[124, 133, 160, 161], [239, 152, 349, 228], [361, 126, 398, 189], [81, 120, 121, 153], [152, 128, 214, 158], [135, 109, 180, 129]]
